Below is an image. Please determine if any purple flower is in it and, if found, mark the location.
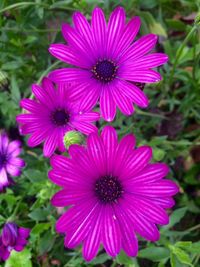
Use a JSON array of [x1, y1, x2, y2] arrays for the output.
[[48, 7, 168, 121], [48, 126, 179, 261], [0, 223, 30, 261], [16, 77, 99, 157], [0, 132, 25, 191]]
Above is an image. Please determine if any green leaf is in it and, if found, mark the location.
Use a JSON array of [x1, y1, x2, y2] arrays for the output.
[[116, 251, 135, 265], [171, 247, 193, 266], [5, 249, 32, 267], [138, 246, 170, 261], [31, 222, 51, 235], [11, 74, 21, 102], [28, 208, 49, 221], [162, 207, 187, 231]]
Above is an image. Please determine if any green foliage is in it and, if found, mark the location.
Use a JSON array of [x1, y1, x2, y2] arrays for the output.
[[0, 0, 200, 266]]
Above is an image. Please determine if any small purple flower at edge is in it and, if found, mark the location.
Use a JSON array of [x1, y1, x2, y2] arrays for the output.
[[0, 222, 30, 261], [0, 132, 25, 191], [48, 6, 168, 121]]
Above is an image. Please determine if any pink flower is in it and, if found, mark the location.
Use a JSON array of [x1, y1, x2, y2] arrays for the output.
[[0, 222, 30, 261], [0, 132, 25, 191], [48, 7, 168, 121], [16, 77, 99, 157], [48, 126, 179, 261]]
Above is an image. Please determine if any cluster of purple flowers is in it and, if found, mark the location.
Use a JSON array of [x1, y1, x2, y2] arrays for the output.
[[0, 6, 179, 262]]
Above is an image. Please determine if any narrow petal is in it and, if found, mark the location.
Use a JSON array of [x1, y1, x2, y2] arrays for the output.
[[18, 228, 30, 239], [113, 134, 137, 177], [73, 112, 100, 122], [82, 207, 102, 261], [72, 121, 98, 135], [100, 84, 116, 122], [120, 146, 152, 179], [61, 23, 94, 64], [7, 140, 21, 157], [78, 83, 100, 112], [111, 86, 134, 115], [127, 196, 169, 225], [121, 69, 162, 83], [51, 189, 90, 207], [31, 84, 53, 108], [49, 68, 91, 83], [91, 7, 107, 58], [150, 197, 175, 208], [8, 158, 25, 168], [0, 168, 9, 188], [126, 53, 168, 69], [20, 99, 42, 113], [49, 44, 89, 68], [106, 7, 125, 58], [73, 12, 97, 61], [130, 180, 179, 197], [101, 126, 118, 174], [117, 80, 149, 108], [27, 129, 50, 147], [121, 200, 160, 241], [102, 205, 121, 257], [87, 132, 106, 176], [6, 164, 21, 176], [65, 203, 100, 248], [128, 163, 169, 183], [114, 205, 138, 257], [119, 34, 158, 63], [43, 131, 58, 157], [55, 199, 97, 233], [114, 16, 141, 58]]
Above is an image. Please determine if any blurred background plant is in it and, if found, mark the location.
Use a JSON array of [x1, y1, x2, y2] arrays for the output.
[[0, 0, 200, 266]]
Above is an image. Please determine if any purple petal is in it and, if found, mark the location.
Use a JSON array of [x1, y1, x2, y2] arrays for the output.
[[131, 180, 179, 197], [114, 205, 138, 257], [18, 227, 30, 239], [126, 53, 168, 69], [48, 68, 91, 83], [128, 163, 169, 183], [87, 132, 106, 176], [119, 34, 158, 63], [49, 44, 89, 68], [43, 131, 58, 157], [100, 84, 116, 122], [82, 207, 102, 261], [111, 85, 134, 115], [106, 7, 125, 58], [117, 80, 149, 108], [7, 140, 21, 157], [61, 23, 94, 64], [120, 146, 152, 179], [8, 158, 25, 168], [65, 203, 100, 248], [0, 168, 9, 188], [6, 164, 21, 176], [114, 16, 141, 58], [101, 126, 118, 173], [73, 112, 100, 122], [78, 83, 100, 112], [72, 121, 98, 135], [51, 189, 90, 207], [102, 205, 121, 257], [20, 99, 42, 113], [91, 7, 107, 57], [121, 69, 162, 83], [27, 129, 50, 147]]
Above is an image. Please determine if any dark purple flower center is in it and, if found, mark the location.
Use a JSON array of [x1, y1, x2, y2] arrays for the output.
[[92, 60, 117, 83], [0, 153, 7, 169], [95, 175, 123, 203], [51, 109, 70, 126]]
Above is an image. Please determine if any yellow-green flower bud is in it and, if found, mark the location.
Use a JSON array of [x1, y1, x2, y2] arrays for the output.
[[63, 131, 84, 149]]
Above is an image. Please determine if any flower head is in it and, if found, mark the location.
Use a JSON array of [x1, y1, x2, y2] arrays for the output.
[[48, 7, 168, 121], [16, 77, 99, 157], [48, 126, 179, 261], [0, 223, 30, 261], [0, 132, 25, 191]]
